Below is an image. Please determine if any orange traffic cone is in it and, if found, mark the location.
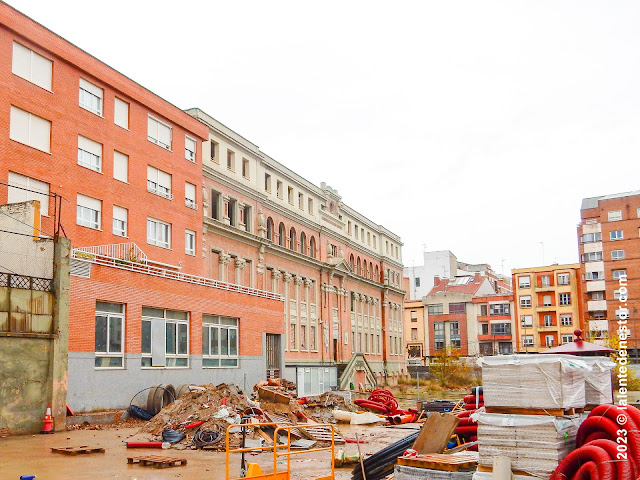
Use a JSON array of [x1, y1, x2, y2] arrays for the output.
[[40, 406, 54, 434]]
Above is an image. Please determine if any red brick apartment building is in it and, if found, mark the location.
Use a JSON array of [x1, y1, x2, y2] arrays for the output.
[[0, 3, 405, 408], [579, 191, 640, 358]]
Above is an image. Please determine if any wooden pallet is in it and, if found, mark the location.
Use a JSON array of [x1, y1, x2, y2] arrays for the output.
[[303, 419, 345, 444], [397, 453, 477, 472], [263, 412, 303, 439], [127, 455, 187, 468], [51, 445, 105, 455], [0, 427, 11, 438], [477, 465, 535, 477], [484, 406, 579, 417]]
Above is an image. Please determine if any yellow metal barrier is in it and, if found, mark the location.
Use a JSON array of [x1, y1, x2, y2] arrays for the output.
[[225, 421, 336, 480]]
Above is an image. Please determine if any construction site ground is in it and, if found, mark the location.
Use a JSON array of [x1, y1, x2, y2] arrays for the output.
[[1, 421, 417, 480]]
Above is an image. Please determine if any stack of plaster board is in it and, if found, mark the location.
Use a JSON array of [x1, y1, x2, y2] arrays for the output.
[[479, 354, 588, 409], [394, 465, 474, 480], [471, 412, 580, 479], [581, 356, 615, 405]]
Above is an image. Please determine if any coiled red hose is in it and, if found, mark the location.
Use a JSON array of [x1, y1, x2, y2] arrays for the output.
[[550, 445, 615, 480]]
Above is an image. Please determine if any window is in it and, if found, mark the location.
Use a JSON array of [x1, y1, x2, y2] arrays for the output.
[[543, 295, 552, 307], [242, 158, 249, 179], [490, 323, 511, 335], [545, 335, 555, 347], [266, 217, 274, 241], [228, 199, 237, 226], [449, 322, 461, 348], [561, 334, 573, 344], [585, 271, 604, 280], [141, 307, 189, 367], [415, 277, 421, 287], [498, 342, 512, 354], [112, 205, 127, 237], [521, 315, 533, 327], [523, 336, 534, 347], [211, 190, 221, 220], [582, 251, 603, 262], [581, 232, 602, 243], [367, 232, 371, 245], [7, 172, 49, 213], [12, 42, 52, 91], [541, 275, 551, 287], [481, 323, 489, 335], [113, 151, 128, 183], [410, 311, 417, 322], [520, 296, 531, 308], [265, 173, 271, 192], [147, 115, 172, 149], [608, 210, 622, 221], [613, 269, 627, 280], [9, 106, 51, 153], [489, 303, 510, 316], [276, 181, 283, 199], [560, 314, 572, 326], [227, 150, 235, 171], [185, 136, 197, 162], [518, 276, 531, 288], [185, 230, 195, 255], [449, 303, 466, 314], [591, 292, 604, 300], [308, 198, 314, 214], [480, 305, 488, 316], [411, 328, 418, 341], [94, 302, 124, 368], [433, 322, 444, 350], [310, 325, 317, 351], [557, 273, 570, 285], [610, 230, 624, 241], [185, 182, 196, 209], [79, 78, 103, 115], [612, 250, 625, 260], [427, 304, 443, 315], [288, 186, 294, 204], [298, 192, 304, 209], [243, 205, 252, 233], [147, 166, 172, 199], [77, 194, 101, 229], [147, 217, 171, 248], [114, 97, 129, 129], [210, 140, 219, 163], [373, 236, 377, 248], [309, 237, 316, 258], [544, 314, 553, 327], [559, 293, 571, 306], [77, 135, 102, 172]]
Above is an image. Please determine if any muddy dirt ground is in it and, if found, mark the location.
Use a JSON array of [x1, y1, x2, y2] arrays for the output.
[[1, 422, 418, 479]]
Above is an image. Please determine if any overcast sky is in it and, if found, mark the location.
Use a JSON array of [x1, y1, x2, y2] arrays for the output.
[[8, 0, 640, 276]]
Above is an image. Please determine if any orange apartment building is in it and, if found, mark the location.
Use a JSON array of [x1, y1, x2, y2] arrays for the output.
[[512, 264, 584, 352], [0, 3, 405, 408], [579, 191, 640, 358]]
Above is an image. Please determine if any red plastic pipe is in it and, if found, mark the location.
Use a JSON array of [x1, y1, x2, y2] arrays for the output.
[[126, 442, 163, 448], [184, 420, 204, 429]]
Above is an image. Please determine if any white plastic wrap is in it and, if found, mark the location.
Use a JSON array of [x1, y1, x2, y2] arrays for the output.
[[478, 354, 588, 409], [472, 471, 541, 480], [395, 465, 474, 480], [580, 356, 615, 405], [471, 411, 581, 479]]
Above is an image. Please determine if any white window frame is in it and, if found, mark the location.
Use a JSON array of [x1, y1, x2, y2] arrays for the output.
[[202, 315, 239, 368], [561, 334, 573, 345], [612, 249, 625, 260], [7, 171, 50, 214], [560, 314, 572, 326], [76, 194, 101, 230], [613, 269, 627, 280], [77, 135, 102, 172], [185, 135, 197, 162], [94, 302, 125, 368], [185, 182, 197, 209], [79, 78, 103, 116], [114, 97, 129, 129], [520, 296, 531, 308], [141, 308, 189, 368], [543, 295, 552, 307], [147, 115, 172, 150], [112, 205, 127, 237], [522, 335, 534, 347], [147, 217, 171, 249], [520, 315, 533, 327], [559, 293, 571, 306], [185, 229, 196, 256], [544, 314, 553, 327], [147, 166, 172, 200], [113, 151, 128, 183], [545, 335, 555, 347], [557, 273, 570, 285], [610, 230, 624, 241], [12, 42, 52, 91], [608, 210, 622, 221], [9, 106, 51, 153], [518, 276, 531, 289]]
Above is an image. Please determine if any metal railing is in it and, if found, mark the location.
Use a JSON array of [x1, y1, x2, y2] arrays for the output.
[[0, 272, 52, 292], [74, 242, 148, 262], [71, 248, 283, 301]]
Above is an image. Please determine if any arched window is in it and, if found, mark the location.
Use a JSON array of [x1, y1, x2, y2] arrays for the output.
[[289, 227, 296, 250], [349, 254, 354, 270], [300, 232, 307, 255], [369, 262, 373, 279], [278, 223, 285, 246], [266, 217, 274, 241], [375, 265, 379, 282], [356, 258, 361, 276], [309, 236, 316, 258]]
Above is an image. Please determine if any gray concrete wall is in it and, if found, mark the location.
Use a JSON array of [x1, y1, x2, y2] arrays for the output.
[[67, 353, 264, 411]]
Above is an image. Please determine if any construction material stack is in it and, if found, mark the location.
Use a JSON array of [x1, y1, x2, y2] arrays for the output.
[[472, 355, 589, 479]]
